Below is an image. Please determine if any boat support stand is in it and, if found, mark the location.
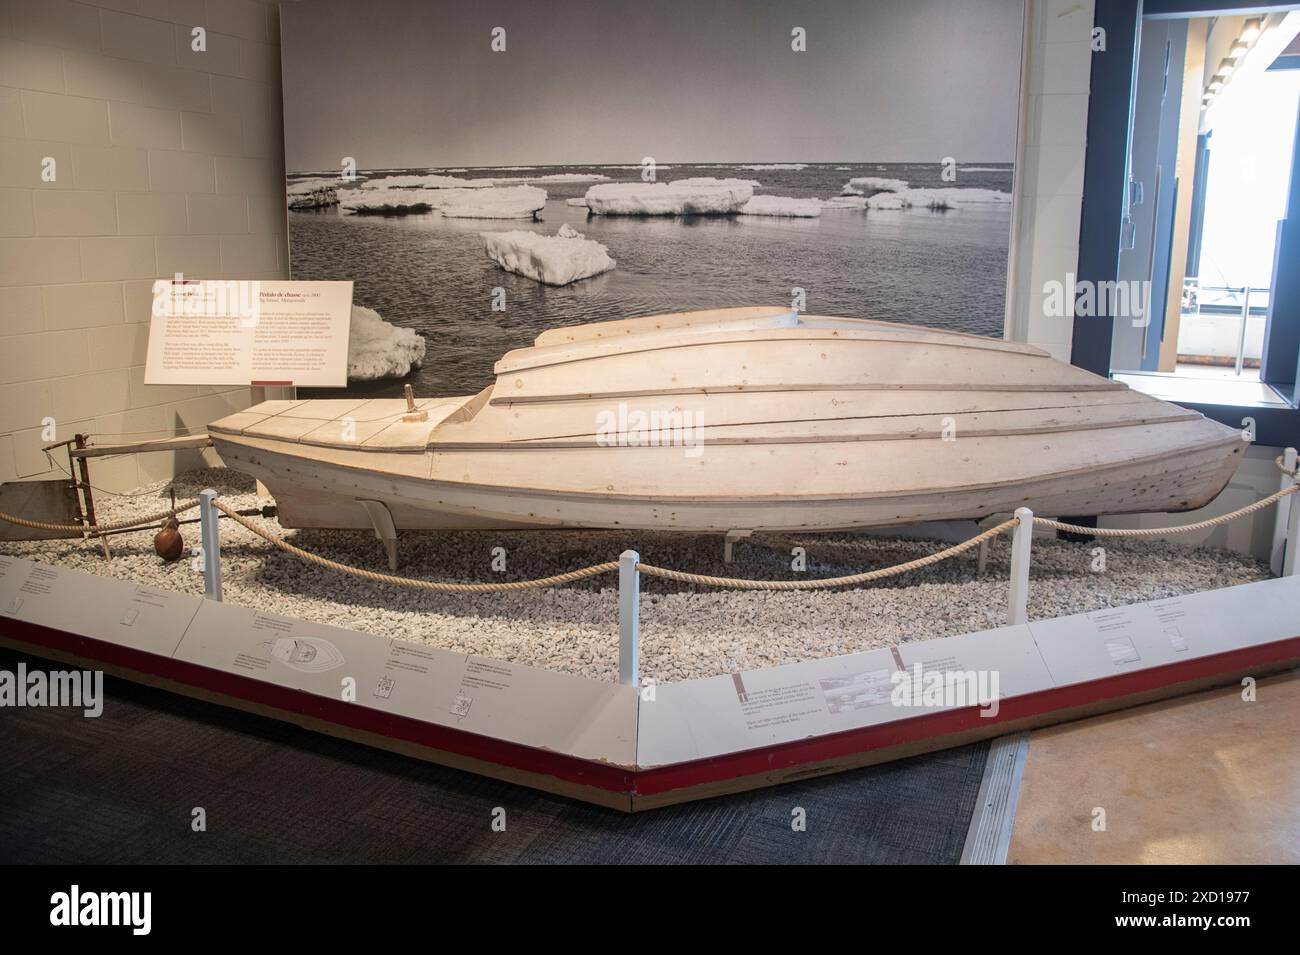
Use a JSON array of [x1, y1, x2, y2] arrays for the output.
[[358, 499, 399, 571], [723, 529, 752, 563], [975, 515, 1010, 575]]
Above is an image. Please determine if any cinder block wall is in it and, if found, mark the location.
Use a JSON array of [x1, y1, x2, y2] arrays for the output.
[[0, 0, 288, 492]]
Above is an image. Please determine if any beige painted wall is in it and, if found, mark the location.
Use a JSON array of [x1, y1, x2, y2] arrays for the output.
[[0, 0, 288, 493], [1004, 0, 1094, 362]]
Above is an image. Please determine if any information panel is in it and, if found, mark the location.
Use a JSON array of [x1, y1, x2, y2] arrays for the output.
[[144, 279, 353, 387]]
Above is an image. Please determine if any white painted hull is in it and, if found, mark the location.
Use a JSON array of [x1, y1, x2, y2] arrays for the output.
[[208, 308, 1246, 533], [213, 438, 1241, 532]]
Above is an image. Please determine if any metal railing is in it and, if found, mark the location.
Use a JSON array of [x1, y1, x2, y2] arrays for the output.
[[1183, 281, 1271, 376]]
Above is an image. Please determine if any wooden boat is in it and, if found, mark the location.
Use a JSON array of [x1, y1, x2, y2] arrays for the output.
[[208, 307, 1245, 537]]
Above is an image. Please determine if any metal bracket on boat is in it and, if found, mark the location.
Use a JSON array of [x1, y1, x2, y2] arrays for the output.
[[357, 499, 399, 571], [723, 529, 753, 564]]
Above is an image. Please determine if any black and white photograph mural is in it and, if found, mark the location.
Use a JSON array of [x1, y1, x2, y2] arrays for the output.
[[280, 0, 1023, 396]]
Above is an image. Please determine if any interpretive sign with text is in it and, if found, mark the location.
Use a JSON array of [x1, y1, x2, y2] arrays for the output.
[[144, 279, 353, 387]]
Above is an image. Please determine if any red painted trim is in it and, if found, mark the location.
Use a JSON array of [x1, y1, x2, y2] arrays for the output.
[[250, 380, 293, 387], [631, 634, 1300, 797], [5, 614, 1297, 805], [0, 618, 635, 795]]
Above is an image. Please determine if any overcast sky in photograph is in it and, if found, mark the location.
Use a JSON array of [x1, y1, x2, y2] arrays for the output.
[[281, 0, 1023, 172]]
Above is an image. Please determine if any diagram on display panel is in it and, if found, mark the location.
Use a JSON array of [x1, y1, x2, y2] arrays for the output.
[[266, 637, 347, 674]]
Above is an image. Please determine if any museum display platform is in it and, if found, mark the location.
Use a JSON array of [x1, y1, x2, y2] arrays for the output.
[[2, 553, 1297, 811]]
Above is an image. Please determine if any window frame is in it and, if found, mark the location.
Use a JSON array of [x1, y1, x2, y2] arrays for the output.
[[1072, 0, 1300, 446]]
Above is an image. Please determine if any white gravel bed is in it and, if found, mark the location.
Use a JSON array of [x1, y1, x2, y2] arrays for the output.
[[1, 467, 1271, 684]]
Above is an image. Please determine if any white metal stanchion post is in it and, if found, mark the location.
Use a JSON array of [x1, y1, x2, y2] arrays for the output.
[[618, 549, 640, 687], [1270, 447, 1297, 576], [1007, 507, 1033, 625], [199, 488, 222, 601], [1285, 462, 1300, 578]]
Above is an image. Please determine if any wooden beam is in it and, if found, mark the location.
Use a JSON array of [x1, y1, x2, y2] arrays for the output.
[[69, 434, 213, 458]]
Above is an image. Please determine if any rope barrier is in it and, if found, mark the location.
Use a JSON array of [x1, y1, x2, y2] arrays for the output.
[[212, 499, 1015, 592], [0, 499, 199, 534], [180, 470, 1300, 594], [1033, 485, 1298, 538], [211, 500, 618, 593], [633, 518, 1019, 590]]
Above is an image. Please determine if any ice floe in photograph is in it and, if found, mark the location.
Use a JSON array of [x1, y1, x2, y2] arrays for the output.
[[671, 176, 762, 189], [740, 163, 809, 170], [347, 305, 426, 380], [737, 195, 822, 217], [439, 185, 547, 218], [361, 171, 607, 192], [286, 179, 339, 209], [491, 173, 611, 184], [288, 176, 342, 190], [584, 178, 755, 215], [866, 187, 1012, 210], [821, 195, 869, 209], [566, 197, 589, 207], [342, 185, 546, 218], [841, 176, 909, 196], [481, 223, 616, 286], [361, 173, 496, 190], [340, 188, 440, 214]]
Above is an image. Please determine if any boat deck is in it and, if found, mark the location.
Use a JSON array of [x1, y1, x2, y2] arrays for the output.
[[209, 396, 476, 451]]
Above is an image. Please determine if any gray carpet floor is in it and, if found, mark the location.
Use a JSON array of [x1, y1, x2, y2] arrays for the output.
[[0, 648, 987, 864]]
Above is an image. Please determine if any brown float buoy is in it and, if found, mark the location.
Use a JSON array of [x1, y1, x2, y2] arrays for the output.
[[154, 516, 183, 562], [154, 489, 184, 562]]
